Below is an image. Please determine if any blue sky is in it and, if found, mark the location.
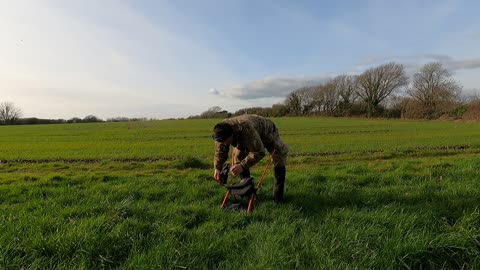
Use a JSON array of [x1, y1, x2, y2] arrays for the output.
[[1, 0, 479, 119]]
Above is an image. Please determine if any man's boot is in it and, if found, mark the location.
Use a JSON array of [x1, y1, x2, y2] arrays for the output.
[[273, 166, 286, 203]]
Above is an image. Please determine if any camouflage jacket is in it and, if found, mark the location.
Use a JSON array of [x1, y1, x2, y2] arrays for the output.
[[214, 114, 278, 170]]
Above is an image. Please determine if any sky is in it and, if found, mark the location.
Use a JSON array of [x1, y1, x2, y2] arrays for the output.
[[1, 0, 479, 120]]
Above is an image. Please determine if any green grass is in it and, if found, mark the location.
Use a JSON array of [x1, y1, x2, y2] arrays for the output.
[[1, 117, 480, 269], [1, 118, 480, 161]]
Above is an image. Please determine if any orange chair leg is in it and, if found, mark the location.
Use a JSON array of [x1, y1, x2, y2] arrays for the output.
[[247, 193, 255, 213], [220, 191, 230, 208]]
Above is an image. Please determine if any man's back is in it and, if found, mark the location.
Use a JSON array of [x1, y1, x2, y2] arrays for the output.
[[223, 114, 277, 142]]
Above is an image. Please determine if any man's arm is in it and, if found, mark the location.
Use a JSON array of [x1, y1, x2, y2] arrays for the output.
[[214, 141, 229, 170]]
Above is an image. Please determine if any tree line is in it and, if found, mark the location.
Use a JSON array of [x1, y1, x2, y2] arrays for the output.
[[0, 103, 150, 125], [192, 61, 479, 120]]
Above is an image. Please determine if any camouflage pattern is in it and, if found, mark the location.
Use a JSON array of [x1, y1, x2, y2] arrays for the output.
[[214, 114, 288, 170]]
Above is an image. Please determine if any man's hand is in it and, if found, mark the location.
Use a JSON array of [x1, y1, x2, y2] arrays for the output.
[[230, 164, 244, 176], [213, 169, 221, 181]]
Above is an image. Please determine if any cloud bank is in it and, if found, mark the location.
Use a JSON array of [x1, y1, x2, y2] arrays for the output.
[[356, 54, 480, 73], [212, 76, 330, 100]]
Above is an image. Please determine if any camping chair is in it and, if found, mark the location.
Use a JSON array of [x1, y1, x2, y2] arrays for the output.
[[217, 149, 275, 213]]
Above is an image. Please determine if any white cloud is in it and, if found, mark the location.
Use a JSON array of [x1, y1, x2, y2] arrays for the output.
[[209, 88, 220, 95], [354, 54, 480, 74], [446, 58, 480, 71]]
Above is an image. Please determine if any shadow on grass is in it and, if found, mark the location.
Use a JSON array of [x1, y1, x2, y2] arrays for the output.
[[397, 244, 479, 270], [288, 187, 363, 219], [286, 173, 480, 269], [285, 175, 480, 221]]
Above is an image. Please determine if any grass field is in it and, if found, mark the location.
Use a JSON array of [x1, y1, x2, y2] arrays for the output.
[[1, 117, 480, 269]]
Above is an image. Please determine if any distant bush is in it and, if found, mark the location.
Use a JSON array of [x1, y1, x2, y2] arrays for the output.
[[83, 115, 103, 123], [401, 99, 426, 119], [462, 100, 480, 121], [16, 118, 66, 125], [106, 117, 148, 122], [381, 107, 402, 118], [448, 104, 468, 118]]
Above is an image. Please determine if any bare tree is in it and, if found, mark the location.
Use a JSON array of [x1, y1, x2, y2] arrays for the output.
[[284, 91, 302, 116], [332, 74, 358, 116], [356, 62, 408, 117], [310, 85, 325, 114], [200, 106, 225, 118], [83, 115, 103, 122], [270, 103, 288, 117], [406, 62, 462, 119], [314, 81, 339, 115], [0, 102, 22, 125], [285, 86, 317, 115]]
